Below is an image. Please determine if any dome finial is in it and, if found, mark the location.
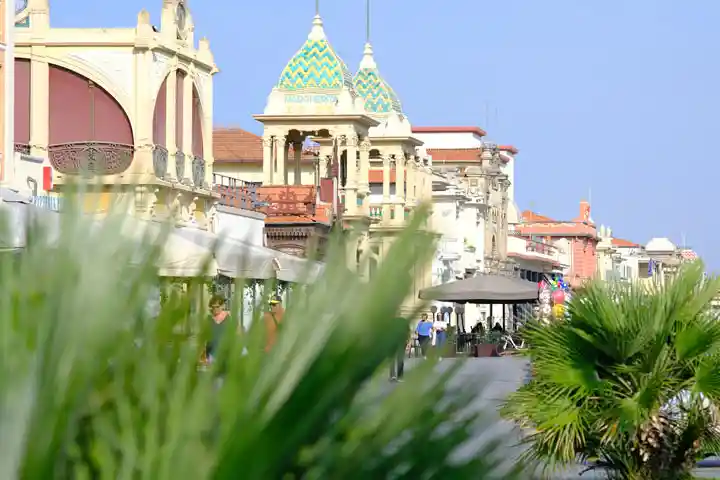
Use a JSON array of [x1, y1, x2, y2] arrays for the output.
[[360, 0, 376, 69], [309, 1, 325, 41]]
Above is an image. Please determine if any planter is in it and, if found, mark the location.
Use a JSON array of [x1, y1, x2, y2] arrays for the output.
[[474, 343, 500, 357]]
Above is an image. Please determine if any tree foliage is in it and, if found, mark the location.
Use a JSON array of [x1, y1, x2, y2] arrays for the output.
[[0, 203, 523, 479], [502, 262, 720, 479]]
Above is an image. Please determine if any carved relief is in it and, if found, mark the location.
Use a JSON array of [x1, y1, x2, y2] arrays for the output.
[[360, 138, 371, 152], [67, 50, 134, 100], [346, 134, 359, 148]]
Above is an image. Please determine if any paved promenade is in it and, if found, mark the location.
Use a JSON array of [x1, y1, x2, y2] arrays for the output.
[[410, 356, 720, 479]]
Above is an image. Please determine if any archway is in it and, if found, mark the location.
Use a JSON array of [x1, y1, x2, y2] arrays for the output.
[[48, 65, 134, 175]]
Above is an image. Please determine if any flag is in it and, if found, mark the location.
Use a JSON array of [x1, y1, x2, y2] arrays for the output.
[[648, 259, 654, 276]]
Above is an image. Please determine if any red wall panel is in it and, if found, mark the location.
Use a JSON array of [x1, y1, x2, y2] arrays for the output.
[[152, 76, 167, 145], [14, 59, 31, 144]]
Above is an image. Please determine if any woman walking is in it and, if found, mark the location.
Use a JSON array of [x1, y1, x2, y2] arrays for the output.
[[415, 313, 433, 358], [433, 315, 449, 359]]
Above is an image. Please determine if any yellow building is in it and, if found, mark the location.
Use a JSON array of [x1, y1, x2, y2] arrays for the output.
[[11, 0, 218, 227]]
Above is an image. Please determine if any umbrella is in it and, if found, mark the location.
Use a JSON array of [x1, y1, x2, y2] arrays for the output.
[[419, 274, 538, 304]]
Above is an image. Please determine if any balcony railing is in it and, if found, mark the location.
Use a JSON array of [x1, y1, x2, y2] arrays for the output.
[[48, 142, 134, 175], [256, 185, 316, 217], [153, 145, 168, 179], [192, 156, 206, 188], [213, 173, 262, 210], [14, 143, 31, 155], [175, 151, 186, 181], [525, 238, 557, 256]]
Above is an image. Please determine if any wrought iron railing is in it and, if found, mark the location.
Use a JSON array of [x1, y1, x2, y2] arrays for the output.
[[192, 155, 206, 188], [48, 142, 134, 175], [525, 238, 557, 256], [153, 145, 168, 179], [212, 173, 262, 210], [175, 151, 186, 181], [14, 143, 30, 155]]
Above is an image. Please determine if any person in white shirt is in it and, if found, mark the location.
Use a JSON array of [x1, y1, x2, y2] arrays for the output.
[[433, 317, 449, 358]]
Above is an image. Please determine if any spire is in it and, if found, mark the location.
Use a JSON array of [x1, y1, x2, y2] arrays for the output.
[[309, 11, 326, 41], [359, 0, 376, 69]]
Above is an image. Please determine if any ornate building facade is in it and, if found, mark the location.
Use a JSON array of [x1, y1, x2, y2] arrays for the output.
[[11, 0, 218, 228]]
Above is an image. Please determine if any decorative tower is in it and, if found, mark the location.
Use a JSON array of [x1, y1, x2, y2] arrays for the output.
[[352, 0, 434, 312], [253, 3, 378, 266]]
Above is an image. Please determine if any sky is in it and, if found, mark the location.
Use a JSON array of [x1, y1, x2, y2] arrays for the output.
[[51, 0, 720, 268]]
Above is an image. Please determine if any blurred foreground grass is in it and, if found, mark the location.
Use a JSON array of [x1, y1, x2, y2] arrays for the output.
[[0, 201, 525, 479]]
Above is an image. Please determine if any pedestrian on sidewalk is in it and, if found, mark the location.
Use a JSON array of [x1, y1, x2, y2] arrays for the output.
[[263, 295, 285, 352], [389, 317, 408, 382], [415, 313, 433, 358], [433, 315, 449, 360]]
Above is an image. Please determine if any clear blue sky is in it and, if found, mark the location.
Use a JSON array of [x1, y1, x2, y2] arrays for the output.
[[52, 0, 720, 268]]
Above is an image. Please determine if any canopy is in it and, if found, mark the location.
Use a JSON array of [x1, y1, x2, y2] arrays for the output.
[[419, 274, 539, 304], [110, 218, 218, 277], [174, 226, 277, 280], [273, 250, 324, 283], [0, 188, 60, 250]]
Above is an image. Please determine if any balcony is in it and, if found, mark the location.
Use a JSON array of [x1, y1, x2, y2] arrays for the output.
[[192, 156, 206, 188], [256, 185, 317, 217], [14, 143, 31, 155], [213, 173, 263, 210], [153, 145, 168, 179], [48, 142, 134, 175], [525, 238, 557, 256]]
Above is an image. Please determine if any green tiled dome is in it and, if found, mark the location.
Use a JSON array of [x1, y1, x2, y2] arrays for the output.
[[353, 43, 403, 114], [277, 15, 354, 91]]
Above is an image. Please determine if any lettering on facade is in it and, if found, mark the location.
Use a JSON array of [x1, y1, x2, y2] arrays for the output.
[[283, 94, 338, 115]]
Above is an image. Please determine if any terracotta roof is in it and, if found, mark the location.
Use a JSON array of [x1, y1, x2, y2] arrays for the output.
[[499, 145, 519, 155], [612, 238, 639, 248], [213, 128, 317, 164], [521, 210, 555, 222], [412, 126, 487, 137], [427, 148, 481, 162], [214, 128, 263, 163]]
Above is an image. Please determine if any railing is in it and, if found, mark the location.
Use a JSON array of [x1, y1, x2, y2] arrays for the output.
[[212, 173, 262, 210], [256, 185, 316, 217], [192, 156, 206, 188], [175, 151, 186, 181], [525, 238, 557, 256], [48, 142, 134, 175], [153, 145, 168, 179], [14, 143, 30, 155], [368, 204, 395, 221]]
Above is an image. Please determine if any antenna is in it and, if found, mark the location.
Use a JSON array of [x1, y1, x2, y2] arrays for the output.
[[315, 0, 320, 15], [366, 0, 371, 42], [681, 232, 687, 248], [484, 101, 490, 131]]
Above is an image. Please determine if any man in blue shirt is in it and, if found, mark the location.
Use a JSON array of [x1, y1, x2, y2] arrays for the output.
[[415, 313, 433, 358]]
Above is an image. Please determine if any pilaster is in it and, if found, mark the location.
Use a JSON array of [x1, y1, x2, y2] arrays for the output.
[[165, 71, 177, 180], [181, 68, 193, 183], [29, 52, 49, 158], [275, 135, 287, 185], [382, 154, 391, 222], [262, 134, 273, 184], [393, 153, 405, 223], [202, 69, 214, 187], [344, 133, 359, 215]]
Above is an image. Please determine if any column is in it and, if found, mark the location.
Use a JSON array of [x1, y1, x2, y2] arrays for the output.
[[359, 138, 371, 195], [345, 133, 358, 215], [293, 141, 302, 185], [165, 71, 177, 180], [202, 71, 214, 187], [182, 69, 193, 184], [262, 135, 273, 185], [275, 135, 287, 185], [405, 155, 415, 207], [29, 55, 49, 158], [394, 153, 405, 222], [382, 154, 391, 222]]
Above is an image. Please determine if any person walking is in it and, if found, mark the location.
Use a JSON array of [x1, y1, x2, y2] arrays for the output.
[[206, 294, 232, 366], [389, 317, 408, 382], [433, 315, 449, 359], [263, 295, 285, 352], [415, 313, 433, 358]]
